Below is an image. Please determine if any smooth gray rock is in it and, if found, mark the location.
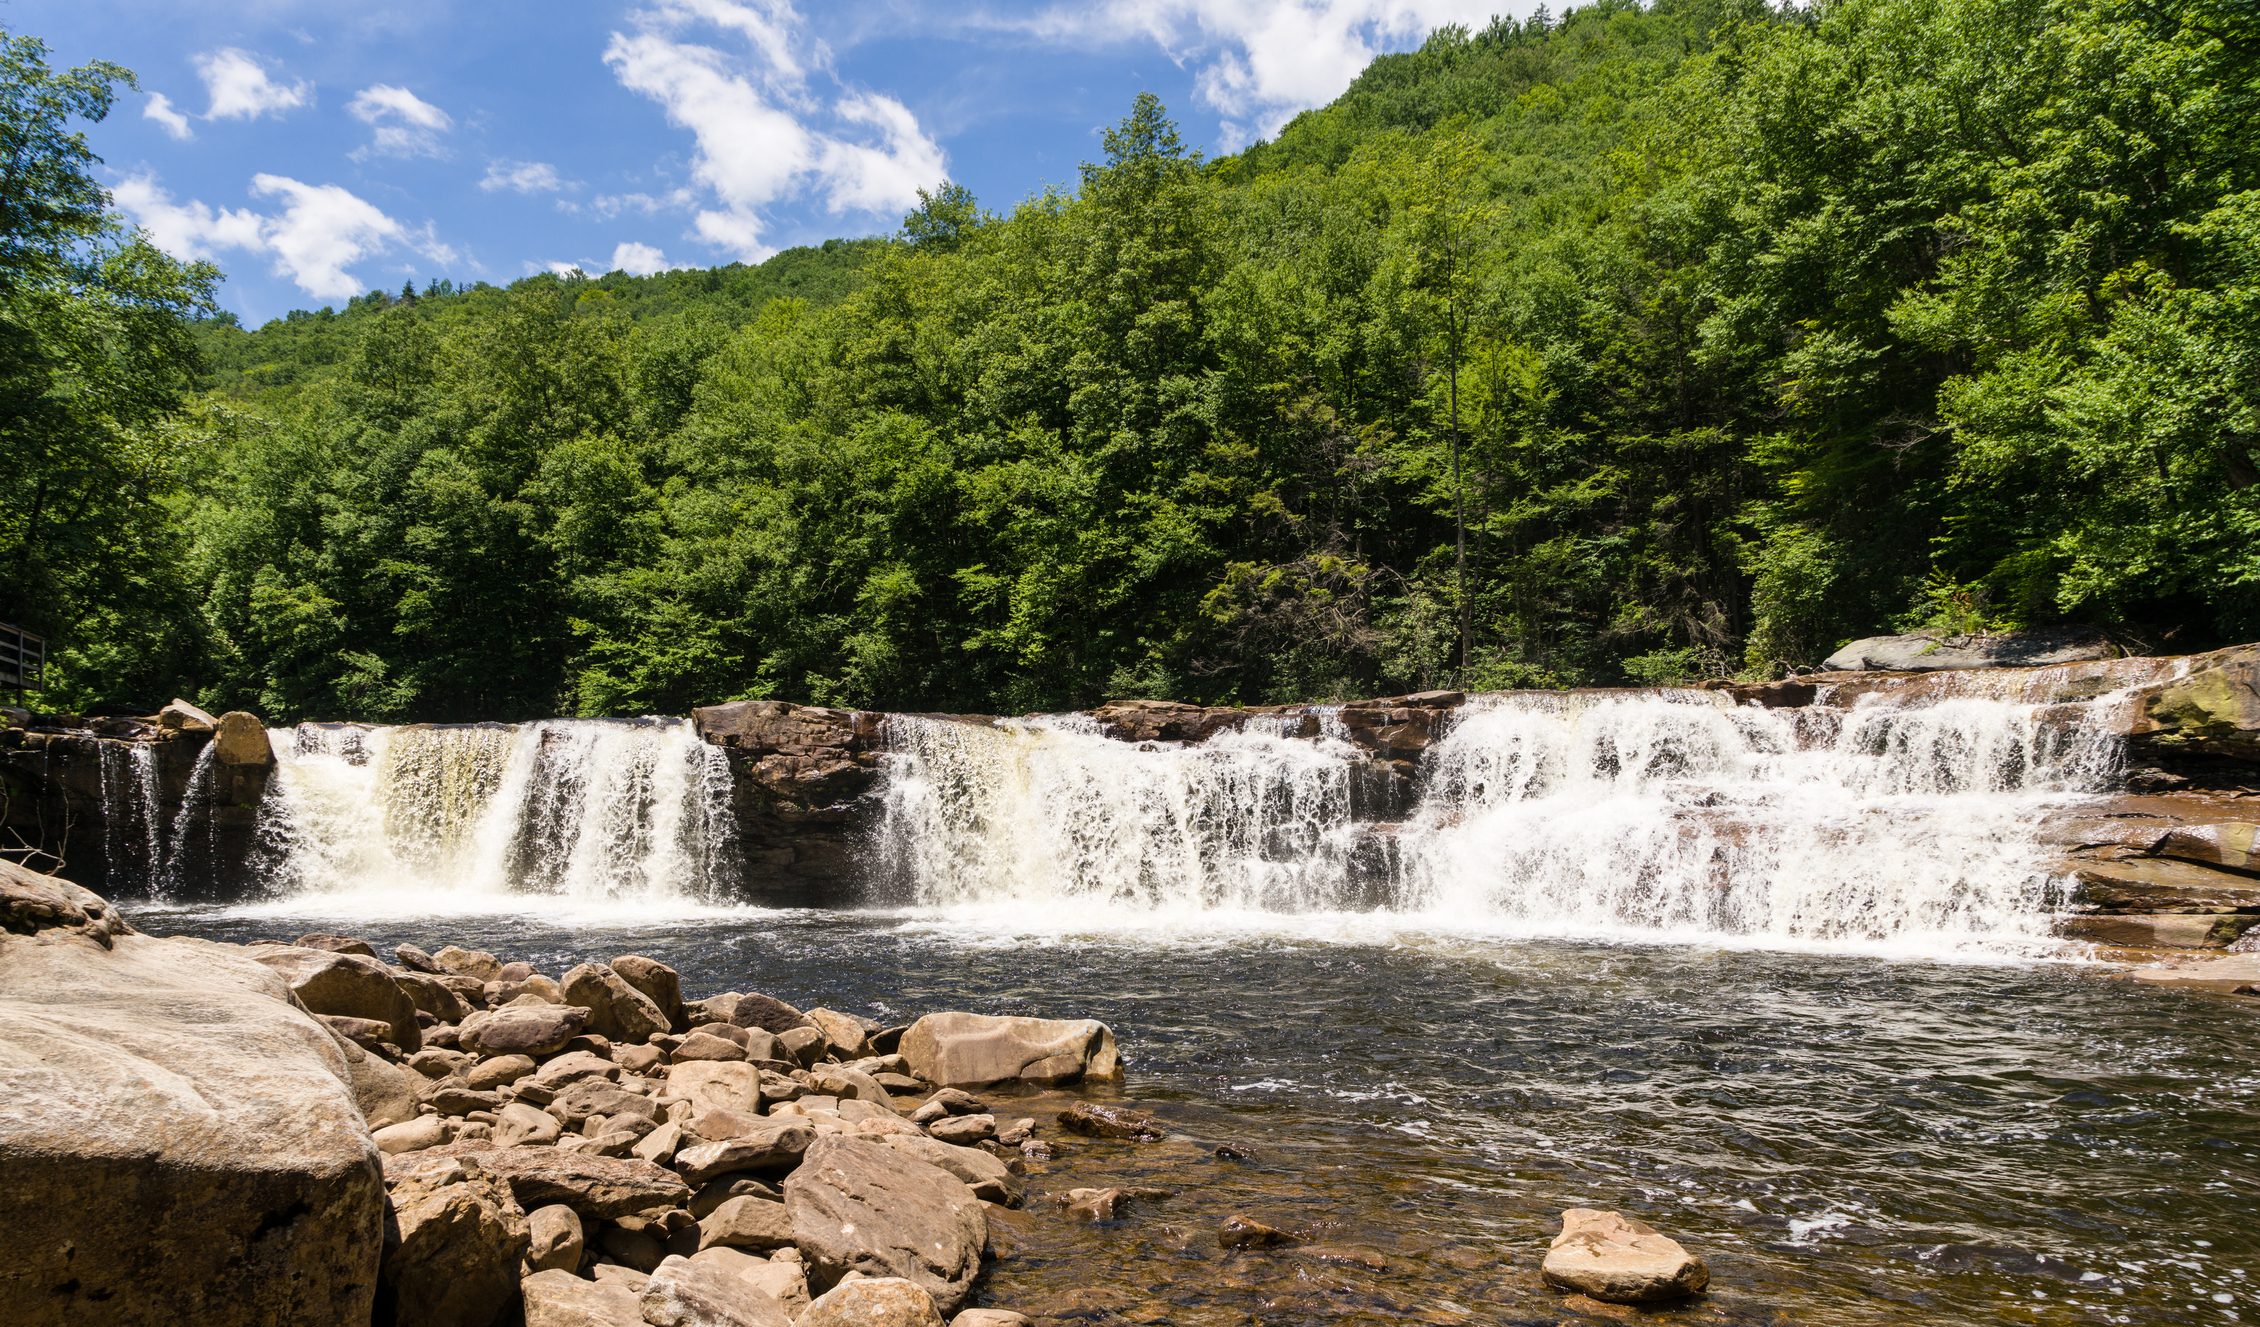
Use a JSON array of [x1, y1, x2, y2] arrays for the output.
[[1820, 627, 2116, 673]]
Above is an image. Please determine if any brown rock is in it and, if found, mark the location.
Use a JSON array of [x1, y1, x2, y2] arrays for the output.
[[949, 1312, 1036, 1327], [294, 932, 375, 956], [158, 696, 218, 731], [564, 962, 671, 1045], [668, 1060, 765, 1117], [730, 992, 817, 1035], [521, 1269, 645, 1327], [396, 943, 447, 974], [1219, 1214, 1298, 1249], [925, 1114, 995, 1146], [1541, 1208, 1709, 1304], [550, 1077, 662, 1126], [617, 1043, 667, 1075], [396, 969, 478, 1023], [526, 1203, 586, 1274], [674, 1121, 818, 1185], [799, 1277, 944, 1327], [898, 1012, 1118, 1089], [433, 945, 504, 983], [0, 920, 383, 1327], [212, 710, 275, 766], [374, 1115, 453, 1155], [876, 1134, 1023, 1206], [690, 1176, 785, 1220], [449, 1146, 690, 1219], [805, 1007, 877, 1059], [458, 1003, 590, 1056], [612, 955, 685, 1028], [641, 1254, 794, 1327], [378, 1153, 530, 1327], [331, 1025, 422, 1127], [1056, 1101, 1162, 1141], [777, 1025, 826, 1066], [674, 1031, 750, 1062], [784, 1135, 986, 1313], [252, 944, 422, 1051], [465, 1053, 538, 1090], [699, 1195, 796, 1251], [0, 860, 133, 947], [496, 1101, 564, 1148], [809, 1064, 895, 1107]]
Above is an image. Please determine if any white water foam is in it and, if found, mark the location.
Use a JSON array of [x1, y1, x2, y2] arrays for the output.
[[247, 717, 739, 913], [877, 688, 2122, 955]]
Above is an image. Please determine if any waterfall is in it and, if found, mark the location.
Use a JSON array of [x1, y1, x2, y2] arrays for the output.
[[96, 741, 163, 895], [253, 718, 738, 907], [878, 687, 2126, 948]]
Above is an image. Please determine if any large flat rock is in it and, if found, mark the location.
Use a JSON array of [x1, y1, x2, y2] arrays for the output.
[[0, 916, 383, 1325]]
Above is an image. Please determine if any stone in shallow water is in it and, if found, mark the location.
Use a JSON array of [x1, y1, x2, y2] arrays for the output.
[[1056, 1101, 1162, 1140], [1218, 1214, 1297, 1248], [898, 1011, 1119, 1088], [1540, 1208, 1708, 1304]]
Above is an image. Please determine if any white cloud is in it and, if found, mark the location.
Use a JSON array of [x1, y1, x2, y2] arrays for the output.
[[143, 93, 194, 141], [483, 160, 568, 193], [348, 84, 453, 160], [195, 48, 312, 121], [604, 0, 945, 261], [609, 241, 677, 275], [112, 172, 456, 301], [1016, 1, 1501, 145]]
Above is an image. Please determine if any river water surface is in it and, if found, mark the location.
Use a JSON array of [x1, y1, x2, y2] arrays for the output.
[[138, 902, 2260, 1327]]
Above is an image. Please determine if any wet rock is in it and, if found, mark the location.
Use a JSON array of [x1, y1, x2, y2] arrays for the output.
[[294, 932, 376, 956], [434, 945, 504, 983], [878, 1134, 1025, 1206], [448, 1146, 690, 1219], [996, 1118, 1035, 1147], [564, 962, 671, 1045], [670, 1060, 766, 1117], [926, 1113, 996, 1146], [0, 915, 385, 1327], [731, 992, 818, 1035], [378, 1153, 530, 1327], [458, 1003, 591, 1057], [806, 1007, 879, 1059], [784, 1135, 987, 1313], [675, 1121, 819, 1185], [1213, 1141, 1257, 1160], [899, 1012, 1120, 1089], [1060, 1187, 1124, 1221], [641, 1254, 795, 1327], [700, 1195, 796, 1251], [1056, 1101, 1162, 1141], [1219, 1214, 1298, 1248], [2058, 913, 2256, 948], [521, 1269, 645, 1327], [800, 1277, 944, 1327], [526, 1202, 586, 1274], [2124, 952, 2260, 993], [253, 944, 423, 1051], [1541, 1208, 1709, 1304]]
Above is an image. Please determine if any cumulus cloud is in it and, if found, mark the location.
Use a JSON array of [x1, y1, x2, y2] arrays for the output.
[[1017, 0, 1501, 144], [195, 48, 312, 121], [348, 85, 453, 160], [112, 172, 456, 301], [610, 241, 678, 275], [482, 159, 568, 193], [604, 0, 945, 260], [143, 93, 194, 141]]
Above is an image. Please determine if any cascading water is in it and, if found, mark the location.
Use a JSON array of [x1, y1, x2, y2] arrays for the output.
[[878, 685, 2126, 950], [95, 741, 163, 896], [253, 718, 738, 907]]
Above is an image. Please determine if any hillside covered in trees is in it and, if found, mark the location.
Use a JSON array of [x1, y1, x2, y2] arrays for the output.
[[8, 0, 2259, 723]]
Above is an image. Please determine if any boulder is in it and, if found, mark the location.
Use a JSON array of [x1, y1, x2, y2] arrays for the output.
[[465, 1053, 538, 1090], [675, 1031, 750, 1062], [295, 932, 376, 956], [250, 944, 423, 1051], [805, 1007, 877, 1059], [777, 1026, 826, 1066], [320, 1013, 397, 1053], [0, 860, 133, 947], [333, 1025, 423, 1128], [563, 962, 670, 1045], [495, 1102, 564, 1148], [690, 1176, 785, 1220], [640, 1254, 794, 1327], [448, 1146, 690, 1219], [434, 946, 504, 983], [908, 1088, 985, 1124], [212, 711, 275, 766], [730, 992, 817, 1035], [1821, 627, 2117, 673], [674, 1121, 818, 1186], [0, 915, 383, 1326], [377, 1153, 530, 1327], [375, 1115, 454, 1155], [799, 1277, 944, 1327], [950, 1313, 1036, 1327], [458, 1003, 590, 1056], [809, 1064, 896, 1107], [526, 1203, 586, 1274], [611, 955, 684, 1028], [1541, 1208, 1709, 1304], [699, 1195, 796, 1251], [2126, 643, 2260, 763], [520, 1269, 645, 1327], [784, 1135, 987, 1313], [668, 1060, 765, 1117], [877, 1134, 1024, 1206], [1056, 1101, 1162, 1140], [396, 943, 448, 974], [898, 1012, 1118, 1089], [550, 1078, 662, 1126], [925, 1114, 995, 1146], [158, 696, 219, 731], [397, 969, 478, 1023]]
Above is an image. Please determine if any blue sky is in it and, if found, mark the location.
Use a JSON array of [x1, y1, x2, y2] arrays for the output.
[[15, 1, 1508, 324]]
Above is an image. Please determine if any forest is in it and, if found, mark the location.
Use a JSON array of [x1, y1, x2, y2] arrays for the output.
[[5, 0, 2257, 723]]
